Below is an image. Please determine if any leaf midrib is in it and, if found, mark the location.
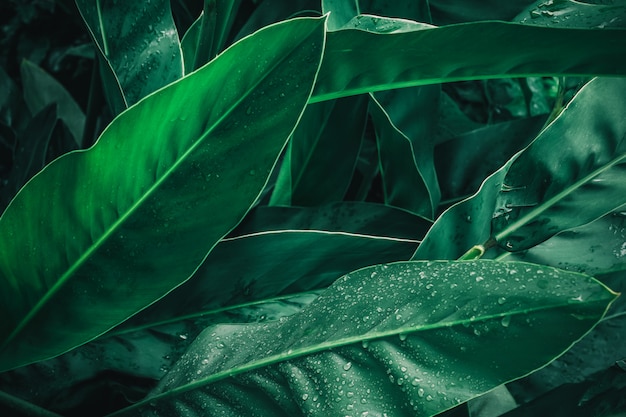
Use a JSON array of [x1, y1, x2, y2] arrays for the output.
[[115, 296, 611, 414], [494, 153, 626, 243], [0, 19, 322, 355]]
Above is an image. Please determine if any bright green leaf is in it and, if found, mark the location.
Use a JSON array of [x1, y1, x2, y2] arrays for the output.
[[0, 16, 327, 372], [492, 77, 626, 251], [113, 260, 617, 416]]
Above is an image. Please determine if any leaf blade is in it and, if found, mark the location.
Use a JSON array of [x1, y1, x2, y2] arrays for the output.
[[0, 16, 327, 372], [311, 21, 626, 103], [115, 260, 617, 416]]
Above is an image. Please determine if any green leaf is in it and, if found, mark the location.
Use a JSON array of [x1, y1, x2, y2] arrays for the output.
[[311, 21, 626, 103], [0, 106, 77, 211], [270, 95, 368, 206], [0, 16, 327, 372], [492, 77, 626, 251], [371, 86, 441, 219], [119, 202, 428, 331], [430, 0, 535, 24], [113, 260, 617, 416], [75, 0, 184, 107], [435, 116, 545, 202], [506, 210, 626, 276], [413, 164, 511, 260], [20, 60, 85, 146], [515, 0, 626, 29], [181, 0, 243, 73]]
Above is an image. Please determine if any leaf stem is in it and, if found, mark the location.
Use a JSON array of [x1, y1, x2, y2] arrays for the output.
[[458, 237, 497, 260]]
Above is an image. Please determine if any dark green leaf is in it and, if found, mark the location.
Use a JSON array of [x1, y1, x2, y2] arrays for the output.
[[0, 16, 326, 372], [181, 0, 243, 73], [114, 260, 616, 416], [413, 164, 510, 260], [430, 0, 535, 24], [515, 0, 626, 28], [20, 60, 84, 146], [311, 22, 626, 103], [492, 77, 626, 251], [120, 203, 425, 332], [75, 0, 184, 107], [435, 116, 546, 202], [270, 95, 368, 206], [371, 86, 441, 219], [506, 210, 626, 277]]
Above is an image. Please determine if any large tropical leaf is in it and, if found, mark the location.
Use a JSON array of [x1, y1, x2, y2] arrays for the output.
[[75, 0, 184, 108], [515, 0, 626, 29], [112, 260, 616, 416], [492, 77, 626, 251], [311, 21, 626, 103], [0, 16, 327, 372]]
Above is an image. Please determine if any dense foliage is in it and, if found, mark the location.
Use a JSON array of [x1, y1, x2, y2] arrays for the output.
[[0, 1, 625, 416]]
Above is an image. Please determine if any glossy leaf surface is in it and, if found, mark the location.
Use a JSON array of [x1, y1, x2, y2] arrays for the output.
[[115, 261, 616, 416], [0, 17, 326, 372], [311, 21, 626, 103], [413, 164, 510, 261], [516, 0, 626, 29], [119, 202, 428, 331], [75, 0, 183, 107], [492, 77, 626, 251]]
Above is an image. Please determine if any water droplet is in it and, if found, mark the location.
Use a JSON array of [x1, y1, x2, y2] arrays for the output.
[[302, 393, 309, 401], [426, 394, 434, 401], [501, 316, 511, 327], [246, 106, 252, 115], [343, 362, 352, 371], [418, 388, 425, 397], [498, 297, 507, 305], [475, 276, 484, 282], [398, 333, 407, 341], [179, 334, 188, 340], [201, 358, 209, 365], [279, 92, 285, 98], [361, 340, 369, 349]]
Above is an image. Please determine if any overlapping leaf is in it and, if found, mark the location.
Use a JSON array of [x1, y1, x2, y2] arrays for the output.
[[75, 0, 184, 108], [0, 16, 327, 372], [492, 77, 626, 251], [270, 96, 367, 206], [311, 22, 626, 103], [112, 260, 616, 417]]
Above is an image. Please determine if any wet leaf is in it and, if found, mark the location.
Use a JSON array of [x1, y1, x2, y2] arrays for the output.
[[0, 16, 326, 372], [75, 0, 184, 108], [492, 78, 626, 251], [113, 261, 616, 417]]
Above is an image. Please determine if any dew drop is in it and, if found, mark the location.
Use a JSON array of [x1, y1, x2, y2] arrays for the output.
[[498, 297, 507, 305], [418, 388, 425, 397], [302, 393, 309, 401], [398, 333, 407, 341], [343, 362, 352, 371], [501, 316, 511, 327]]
